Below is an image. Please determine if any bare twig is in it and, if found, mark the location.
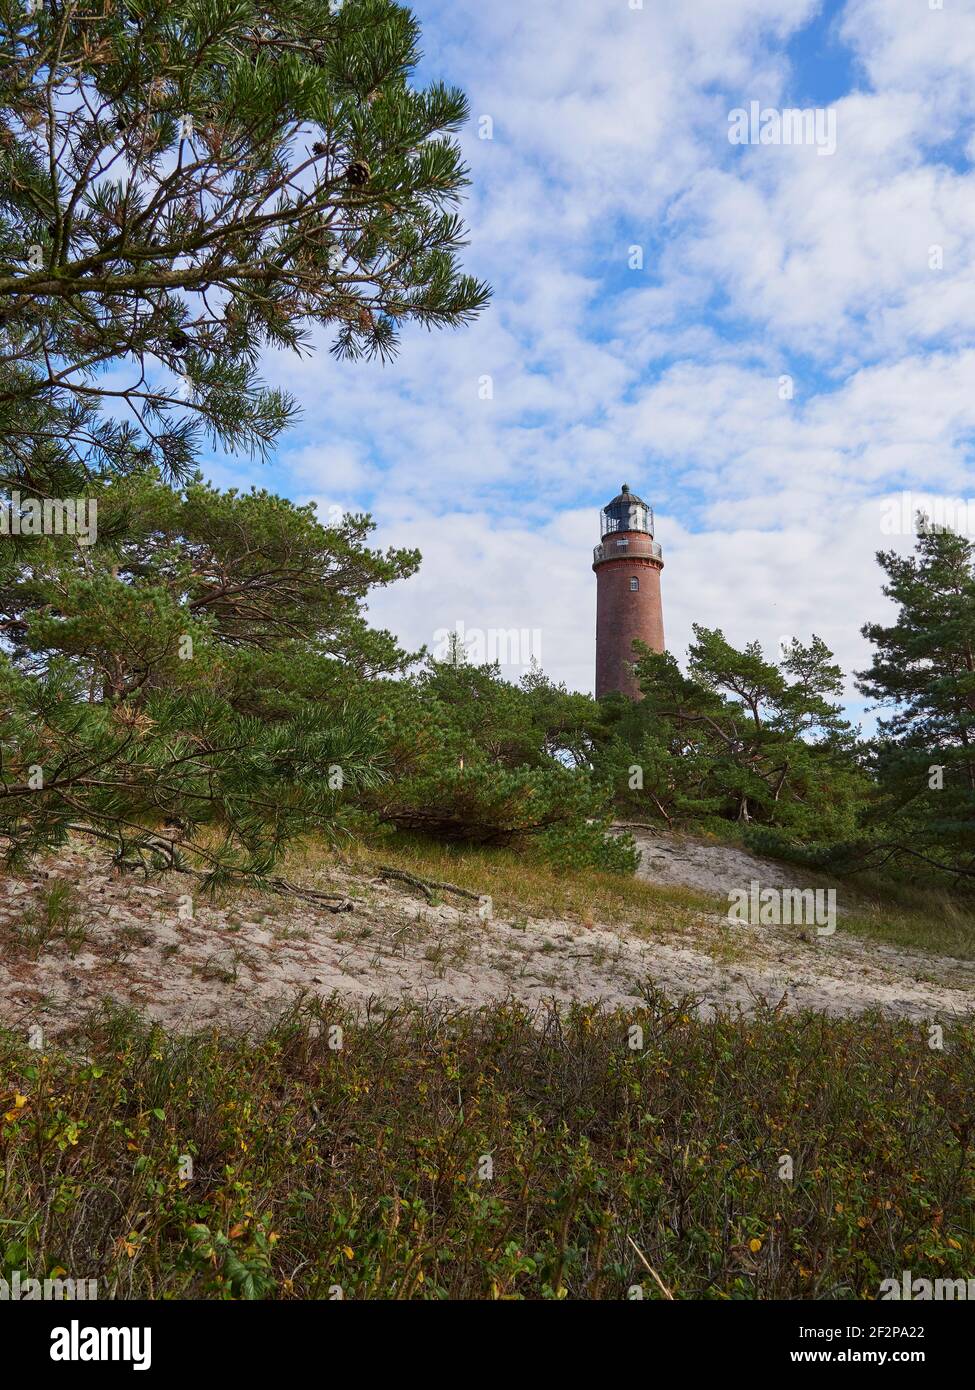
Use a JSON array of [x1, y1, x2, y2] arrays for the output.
[[375, 865, 482, 903], [627, 1235, 675, 1300]]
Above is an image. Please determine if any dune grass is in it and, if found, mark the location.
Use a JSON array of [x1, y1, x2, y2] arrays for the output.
[[839, 877, 975, 962], [328, 831, 722, 931]]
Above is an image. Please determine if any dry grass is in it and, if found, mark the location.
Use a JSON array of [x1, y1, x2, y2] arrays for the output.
[[267, 831, 975, 963], [328, 833, 721, 933], [840, 878, 975, 961]]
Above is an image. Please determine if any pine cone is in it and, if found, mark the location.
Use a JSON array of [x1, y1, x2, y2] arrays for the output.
[[345, 160, 371, 186]]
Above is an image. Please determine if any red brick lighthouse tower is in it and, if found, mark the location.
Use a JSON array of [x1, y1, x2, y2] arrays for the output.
[[593, 484, 664, 699]]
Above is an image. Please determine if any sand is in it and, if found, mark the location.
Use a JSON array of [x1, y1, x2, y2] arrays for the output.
[[1, 834, 973, 1038]]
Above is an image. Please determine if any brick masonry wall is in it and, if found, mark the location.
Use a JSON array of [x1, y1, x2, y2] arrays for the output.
[[594, 552, 664, 699]]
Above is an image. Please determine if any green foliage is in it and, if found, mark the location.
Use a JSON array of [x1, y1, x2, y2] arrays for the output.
[[595, 627, 868, 844], [0, 0, 495, 879], [365, 653, 631, 871], [2, 997, 972, 1299], [0, 647, 385, 884], [0, 0, 490, 493], [0, 469, 418, 695], [0, 476, 634, 876], [857, 525, 975, 882], [0, 474, 417, 876], [536, 817, 638, 875], [741, 826, 870, 873]]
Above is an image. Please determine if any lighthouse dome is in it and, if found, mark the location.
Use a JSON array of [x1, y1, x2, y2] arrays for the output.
[[607, 483, 647, 508]]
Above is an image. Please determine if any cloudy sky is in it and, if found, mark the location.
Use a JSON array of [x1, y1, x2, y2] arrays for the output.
[[207, 0, 975, 718]]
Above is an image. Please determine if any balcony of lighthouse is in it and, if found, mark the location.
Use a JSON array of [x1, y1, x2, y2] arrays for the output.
[[593, 532, 663, 566]]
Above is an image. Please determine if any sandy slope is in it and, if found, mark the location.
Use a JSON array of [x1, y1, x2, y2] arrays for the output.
[[622, 824, 814, 896], [1, 837, 973, 1037]]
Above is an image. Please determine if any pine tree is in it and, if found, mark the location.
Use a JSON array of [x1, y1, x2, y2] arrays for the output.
[[358, 652, 635, 871], [0, 1, 490, 876], [857, 524, 975, 879], [613, 626, 863, 835], [0, 473, 414, 880], [0, 0, 490, 493]]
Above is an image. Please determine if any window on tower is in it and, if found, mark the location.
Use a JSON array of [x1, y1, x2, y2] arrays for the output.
[[630, 577, 639, 591]]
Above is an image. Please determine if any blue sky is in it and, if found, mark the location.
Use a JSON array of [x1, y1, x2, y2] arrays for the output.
[[202, 0, 975, 716]]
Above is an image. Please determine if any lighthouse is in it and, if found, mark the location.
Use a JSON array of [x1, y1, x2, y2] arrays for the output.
[[592, 484, 664, 699]]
